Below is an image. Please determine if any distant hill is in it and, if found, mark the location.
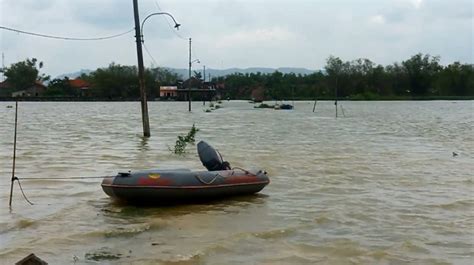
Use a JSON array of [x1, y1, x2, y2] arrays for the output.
[[165, 67, 316, 79], [55, 69, 93, 79], [56, 67, 316, 80]]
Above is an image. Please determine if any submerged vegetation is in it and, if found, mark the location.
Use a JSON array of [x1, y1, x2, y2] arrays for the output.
[[172, 124, 199, 155], [203, 101, 222, 113], [254, 103, 274, 109], [85, 248, 123, 261]]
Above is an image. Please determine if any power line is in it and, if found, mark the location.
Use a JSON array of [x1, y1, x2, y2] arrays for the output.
[[143, 42, 158, 66], [0, 25, 134, 41]]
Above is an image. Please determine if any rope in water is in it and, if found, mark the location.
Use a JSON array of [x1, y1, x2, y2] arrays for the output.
[[11, 175, 109, 205], [14, 177, 34, 205], [17, 176, 109, 180]]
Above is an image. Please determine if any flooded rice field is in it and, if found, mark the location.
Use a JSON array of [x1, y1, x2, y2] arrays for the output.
[[0, 100, 473, 264]]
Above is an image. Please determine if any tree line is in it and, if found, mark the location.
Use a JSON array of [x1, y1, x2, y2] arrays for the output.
[[2, 53, 473, 99], [77, 63, 180, 98], [2, 60, 181, 99], [217, 54, 473, 100]]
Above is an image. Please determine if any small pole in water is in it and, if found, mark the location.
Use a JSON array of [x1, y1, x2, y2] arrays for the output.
[[340, 104, 346, 117], [334, 77, 338, 118], [292, 86, 295, 109], [9, 100, 18, 207], [312, 86, 317, 112]]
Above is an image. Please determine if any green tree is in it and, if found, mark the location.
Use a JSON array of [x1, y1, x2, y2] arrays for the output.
[[150, 67, 181, 85], [402, 53, 441, 96], [86, 63, 179, 98], [89, 63, 139, 98], [325, 56, 347, 98], [4, 58, 50, 91], [385, 63, 409, 96], [435, 62, 474, 96], [45, 77, 75, 96]]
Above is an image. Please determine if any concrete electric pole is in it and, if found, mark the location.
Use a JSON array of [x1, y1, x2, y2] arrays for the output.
[[132, 0, 151, 137]]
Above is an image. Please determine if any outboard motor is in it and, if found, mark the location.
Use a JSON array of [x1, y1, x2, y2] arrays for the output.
[[197, 141, 231, 171]]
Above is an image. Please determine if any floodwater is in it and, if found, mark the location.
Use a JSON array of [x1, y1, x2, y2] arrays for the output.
[[0, 100, 472, 264]]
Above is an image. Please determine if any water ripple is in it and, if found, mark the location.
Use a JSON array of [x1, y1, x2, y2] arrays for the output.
[[0, 101, 473, 264]]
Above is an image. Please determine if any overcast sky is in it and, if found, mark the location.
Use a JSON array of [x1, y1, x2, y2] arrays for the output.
[[1, 0, 473, 77]]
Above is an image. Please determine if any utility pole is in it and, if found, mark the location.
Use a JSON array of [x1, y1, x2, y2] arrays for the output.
[[132, 0, 151, 137], [203, 65, 206, 82], [9, 100, 18, 207], [1, 52, 4, 82], [188, 38, 192, 112]]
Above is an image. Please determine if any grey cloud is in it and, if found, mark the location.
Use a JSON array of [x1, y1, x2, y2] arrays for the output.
[[1, 0, 472, 76], [7, 0, 56, 11], [421, 0, 473, 20], [70, 1, 135, 30]]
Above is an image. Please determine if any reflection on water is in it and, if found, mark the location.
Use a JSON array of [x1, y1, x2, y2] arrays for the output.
[[138, 135, 150, 152], [0, 100, 473, 264]]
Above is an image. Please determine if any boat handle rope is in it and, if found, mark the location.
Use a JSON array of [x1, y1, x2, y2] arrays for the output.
[[195, 167, 259, 184], [195, 173, 222, 185], [231, 167, 259, 176]]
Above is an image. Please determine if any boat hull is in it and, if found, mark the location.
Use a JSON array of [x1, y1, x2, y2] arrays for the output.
[[101, 168, 269, 203]]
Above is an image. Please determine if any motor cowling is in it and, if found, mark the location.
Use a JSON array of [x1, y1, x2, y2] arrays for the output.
[[197, 141, 231, 171]]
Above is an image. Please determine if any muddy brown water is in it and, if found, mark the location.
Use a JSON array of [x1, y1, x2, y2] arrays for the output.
[[0, 100, 472, 264]]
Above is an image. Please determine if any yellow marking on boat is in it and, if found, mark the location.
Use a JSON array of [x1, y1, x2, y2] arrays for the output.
[[148, 174, 160, 179]]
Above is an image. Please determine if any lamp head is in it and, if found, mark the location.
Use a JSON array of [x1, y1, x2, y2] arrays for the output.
[[174, 23, 181, 30]]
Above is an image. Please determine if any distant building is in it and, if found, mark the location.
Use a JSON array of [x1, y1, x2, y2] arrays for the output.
[[11, 81, 46, 97], [159, 86, 178, 99], [175, 77, 219, 101], [68, 79, 91, 97]]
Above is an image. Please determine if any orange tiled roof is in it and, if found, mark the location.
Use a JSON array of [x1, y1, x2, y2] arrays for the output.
[[69, 79, 90, 88]]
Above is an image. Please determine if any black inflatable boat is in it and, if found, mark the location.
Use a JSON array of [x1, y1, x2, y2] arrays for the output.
[[101, 141, 269, 203]]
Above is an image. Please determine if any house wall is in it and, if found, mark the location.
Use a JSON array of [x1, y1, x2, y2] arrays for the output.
[[159, 86, 178, 98], [160, 90, 178, 97], [11, 84, 46, 97]]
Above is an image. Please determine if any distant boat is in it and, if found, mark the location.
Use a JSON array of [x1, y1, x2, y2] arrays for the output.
[[101, 141, 269, 204], [6, 105, 13, 108], [274, 103, 293, 110]]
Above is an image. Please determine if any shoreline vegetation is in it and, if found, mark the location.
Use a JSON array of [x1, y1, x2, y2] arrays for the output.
[[1, 54, 473, 101], [1, 95, 473, 102]]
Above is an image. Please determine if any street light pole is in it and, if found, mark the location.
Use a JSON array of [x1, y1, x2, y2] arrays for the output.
[[188, 38, 192, 112], [132, 0, 150, 137]]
